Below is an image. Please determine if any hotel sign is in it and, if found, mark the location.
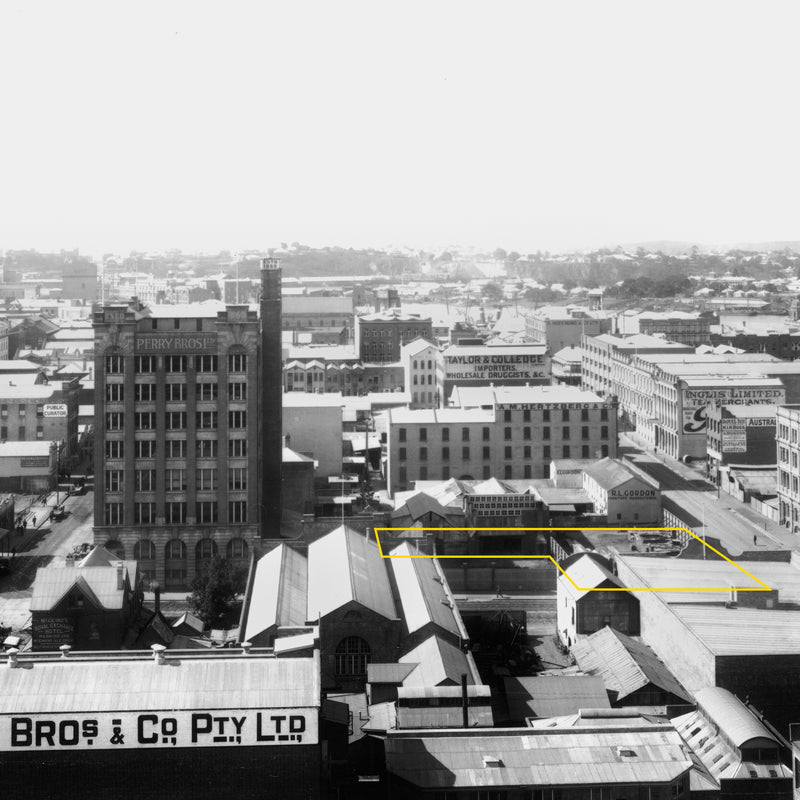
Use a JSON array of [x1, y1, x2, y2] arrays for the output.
[[1, 708, 318, 751], [135, 334, 218, 353]]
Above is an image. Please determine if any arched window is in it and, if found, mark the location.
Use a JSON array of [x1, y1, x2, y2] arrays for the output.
[[335, 636, 370, 676], [165, 539, 187, 591], [196, 538, 218, 575], [226, 538, 248, 560], [105, 540, 125, 559], [226, 538, 249, 578], [134, 539, 156, 589], [134, 540, 155, 560]]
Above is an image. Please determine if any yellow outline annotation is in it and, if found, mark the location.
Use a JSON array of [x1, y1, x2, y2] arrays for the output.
[[373, 527, 772, 593]]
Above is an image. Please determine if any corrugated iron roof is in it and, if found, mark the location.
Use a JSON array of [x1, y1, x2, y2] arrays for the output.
[[0, 653, 320, 713], [399, 635, 476, 687], [583, 458, 643, 491], [672, 604, 800, 655], [504, 675, 610, 719], [30, 566, 129, 611], [307, 526, 397, 622], [694, 687, 779, 749], [558, 554, 625, 600], [243, 544, 308, 642], [388, 542, 465, 640], [572, 627, 691, 703], [384, 727, 692, 788], [367, 663, 419, 685]]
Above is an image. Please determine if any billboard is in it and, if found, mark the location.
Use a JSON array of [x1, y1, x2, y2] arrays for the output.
[[1, 708, 318, 751], [681, 386, 785, 436], [721, 419, 747, 453], [444, 349, 550, 384], [43, 404, 68, 418]]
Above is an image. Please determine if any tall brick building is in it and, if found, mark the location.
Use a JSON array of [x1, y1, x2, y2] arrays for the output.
[[92, 299, 261, 590]]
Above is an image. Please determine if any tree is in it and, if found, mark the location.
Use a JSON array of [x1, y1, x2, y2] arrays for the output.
[[190, 556, 242, 624], [481, 282, 503, 303]]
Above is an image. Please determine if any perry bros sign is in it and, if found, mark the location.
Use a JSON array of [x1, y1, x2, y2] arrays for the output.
[[134, 333, 218, 354], [1, 708, 318, 751]]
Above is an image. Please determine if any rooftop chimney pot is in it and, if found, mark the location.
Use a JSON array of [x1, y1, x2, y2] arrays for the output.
[[151, 644, 167, 665], [59, 644, 71, 658]]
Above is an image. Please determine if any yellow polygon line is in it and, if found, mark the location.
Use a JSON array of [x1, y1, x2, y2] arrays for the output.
[[373, 527, 772, 592]]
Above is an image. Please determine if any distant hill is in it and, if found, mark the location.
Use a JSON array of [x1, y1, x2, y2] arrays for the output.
[[608, 240, 800, 255]]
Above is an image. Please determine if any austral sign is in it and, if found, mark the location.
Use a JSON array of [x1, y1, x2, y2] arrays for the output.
[[1, 709, 318, 751], [135, 334, 218, 354]]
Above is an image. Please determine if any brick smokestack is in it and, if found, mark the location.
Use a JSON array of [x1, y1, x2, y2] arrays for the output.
[[261, 257, 283, 538]]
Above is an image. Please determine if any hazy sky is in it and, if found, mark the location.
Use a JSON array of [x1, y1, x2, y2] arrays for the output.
[[1, 1, 799, 255]]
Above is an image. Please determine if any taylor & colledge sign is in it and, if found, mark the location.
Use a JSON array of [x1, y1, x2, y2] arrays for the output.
[[1, 708, 318, 751]]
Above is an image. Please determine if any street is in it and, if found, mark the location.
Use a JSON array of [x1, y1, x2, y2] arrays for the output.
[[0, 488, 95, 633], [619, 432, 797, 557]]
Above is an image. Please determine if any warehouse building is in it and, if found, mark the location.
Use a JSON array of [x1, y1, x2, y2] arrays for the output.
[[0, 647, 323, 799], [525, 304, 613, 352], [385, 385, 617, 496], [581, 458, 661, 526]]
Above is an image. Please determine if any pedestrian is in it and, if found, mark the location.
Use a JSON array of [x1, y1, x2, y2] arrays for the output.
[[753, 533, 758, 547], [22, 520, 27, 531], [32, 515, 36, 527]]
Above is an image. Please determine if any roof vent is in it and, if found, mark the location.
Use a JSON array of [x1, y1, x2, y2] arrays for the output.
[[59, 644, 71, 658], [482, 755, 503, 768], [241, 641, 252, 655], [440, 599, 453, 609], [432, 575, 443, 584], [151, 644, 167, 665], [6, 648, 19, 668], [617, 748, 637, 758]]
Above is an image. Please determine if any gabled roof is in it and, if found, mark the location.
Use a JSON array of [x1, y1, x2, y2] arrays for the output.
[[243, 544, 308, 642], [399, 635, 476, 687], [388, 542, 466, 640], [30, 566, 128, 612], [583, 458, 643, 491], [391, 492, 451, 523], [307, 526, 397, 621], [572, 627, 691, 703], [558, 554, 627, 600]]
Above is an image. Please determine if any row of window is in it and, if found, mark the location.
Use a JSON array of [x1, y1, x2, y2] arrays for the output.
[[398, 444, 607, 462], [400, 425, 609, 443], [105, 354, 248, 374], [106, 467, 248, 493], [106, 382, 247, 403], [113, 537, 249, 561], [104, 500, 248, 525], [105, 411, 247, 431], [105, 438, 246, 460], [0, 425, 45, 440], [0, 404, 53, 417]]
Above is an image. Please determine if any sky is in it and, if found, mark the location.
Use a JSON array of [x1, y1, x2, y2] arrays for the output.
[[1, 0, 799, 256]]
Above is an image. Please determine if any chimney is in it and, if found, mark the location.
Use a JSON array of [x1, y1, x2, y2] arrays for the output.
[[461, 673, 469, 728], [7, 648, 19, 668], [116, 562, 124, 591], [260, 258, 283, 538]]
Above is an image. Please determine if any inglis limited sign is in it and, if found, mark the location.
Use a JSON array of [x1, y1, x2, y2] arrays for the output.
[[1, 709, 318, 751]]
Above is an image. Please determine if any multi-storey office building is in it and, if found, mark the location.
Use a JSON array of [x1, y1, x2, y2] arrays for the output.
[[385, 385, 617, 496], [93, 300, 261, 590]]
